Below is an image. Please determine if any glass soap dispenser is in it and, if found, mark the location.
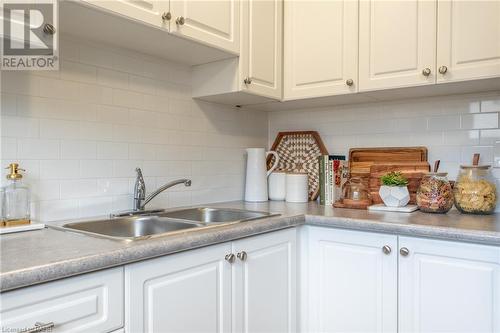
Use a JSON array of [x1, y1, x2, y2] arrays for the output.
[[2, 163, 31, 226]]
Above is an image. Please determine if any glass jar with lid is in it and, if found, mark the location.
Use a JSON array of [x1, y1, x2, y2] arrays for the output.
[[342, 177, 372, 208], [454, 163, 497, 215], [416, 172, 454, 213]]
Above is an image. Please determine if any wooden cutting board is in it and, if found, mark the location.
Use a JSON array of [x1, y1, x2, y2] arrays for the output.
[[369, 162, 430, 204], [349, 147, 428, 177], [347, 147, 428, 205]]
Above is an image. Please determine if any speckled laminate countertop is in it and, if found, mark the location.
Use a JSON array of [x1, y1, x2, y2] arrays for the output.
[[2, 201, 500, 292]]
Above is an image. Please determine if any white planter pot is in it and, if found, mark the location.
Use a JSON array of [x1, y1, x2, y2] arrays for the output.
[[379, 185, 410, 207]]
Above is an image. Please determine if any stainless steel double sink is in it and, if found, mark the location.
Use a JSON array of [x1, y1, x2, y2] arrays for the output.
[[56, 208, 279, 241]]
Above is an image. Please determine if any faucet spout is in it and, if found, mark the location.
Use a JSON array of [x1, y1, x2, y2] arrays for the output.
[[134, 168, 146, 211], [140, 178, 192, 210]]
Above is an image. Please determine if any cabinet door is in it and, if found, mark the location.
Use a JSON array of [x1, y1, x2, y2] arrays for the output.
[[126, 243, 232, 333], [437, 0, 500, 83], [240, 0, 283, 99], [0, 268, 124, 333], [232, 228, 296, 333], [307, 227, 398, 333], [284, 0, 358, 100], [399, 236, 500, 332], [170, 0, 239, 54], [81, 0, 169, 29], [359, 0, 437, 91]]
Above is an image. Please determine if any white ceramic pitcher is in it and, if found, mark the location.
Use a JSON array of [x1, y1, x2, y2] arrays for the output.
[[245, 148, 279, 202]]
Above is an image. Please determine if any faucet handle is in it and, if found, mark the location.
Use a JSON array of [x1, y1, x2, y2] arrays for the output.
[[135, 167, 143, 178]]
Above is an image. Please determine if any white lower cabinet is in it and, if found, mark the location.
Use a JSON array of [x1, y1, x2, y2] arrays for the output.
[[0, 267, 124, 333], [398, 236, 500, 332], [126, 228, 297, 333], [232, 228, 296, 333], [125, 242, 232, 333], [306, 226, 500, 333], [306, 227, 398, 333]]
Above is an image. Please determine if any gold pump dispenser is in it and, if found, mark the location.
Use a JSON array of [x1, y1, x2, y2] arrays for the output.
[[6, 163, 24, 180]]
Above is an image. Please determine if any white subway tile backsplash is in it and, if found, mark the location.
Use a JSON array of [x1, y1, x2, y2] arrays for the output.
[[40, 119, 81, 140], [97, 142, 128, 159], [60, 140, 97, 159], [480, 129, 500, 145], [61, 179, 97, 198], [1, 116, 39, 138], [443, 130, 480, 146], [481, 98, 500, 112], [1, 93, 17, 116], [427, 115, 461, 131], [97, 68, 129, 89], [269, 92, 500, 187], [80, 160, 113, 178], [61, 61, 97, 84], [40, 160, 80, 180], [17, 138, 60, 159], [461, 113, 499, 129]]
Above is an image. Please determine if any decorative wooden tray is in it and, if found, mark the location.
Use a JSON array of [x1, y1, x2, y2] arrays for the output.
[[267, 131, 328, 200]]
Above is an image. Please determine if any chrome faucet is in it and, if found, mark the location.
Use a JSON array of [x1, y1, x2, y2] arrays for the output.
[[133, 167, 191, 211]]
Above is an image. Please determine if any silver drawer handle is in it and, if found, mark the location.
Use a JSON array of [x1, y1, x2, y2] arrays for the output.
[[26, 322, 55, 333]]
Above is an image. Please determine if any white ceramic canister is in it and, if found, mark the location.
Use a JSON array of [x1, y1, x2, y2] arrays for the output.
[[268, 171, 287, 201], [286, 172, 309, 203]]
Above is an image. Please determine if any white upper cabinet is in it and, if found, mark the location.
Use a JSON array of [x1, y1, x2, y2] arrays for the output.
[[170, 0, 240, 54], [359, 0, 437, 91], [126, 243, 232, 333], [240, 0, 283, 99], [307, 227, 398, 333], [284, 0, 358, 100], [399, 236, 500, 332], [437, 0, 500, 83], [81, 0, 170, 29], [232, 228, 296, 333]]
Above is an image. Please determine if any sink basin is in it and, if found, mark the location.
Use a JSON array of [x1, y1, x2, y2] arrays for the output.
[[53, 207, 279, 242], [61, 216, 201, 241], [158, 207, 279, 224]]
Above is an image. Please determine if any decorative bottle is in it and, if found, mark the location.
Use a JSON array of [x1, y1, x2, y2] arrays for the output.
[[2, 163, 31, 226]]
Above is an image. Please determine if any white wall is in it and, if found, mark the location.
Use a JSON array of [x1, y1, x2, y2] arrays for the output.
[[269, 92, 500, 182], [0, 35, 267, 222]]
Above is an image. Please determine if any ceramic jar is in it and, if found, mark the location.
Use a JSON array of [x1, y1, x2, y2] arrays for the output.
[[379, 185, 410, 207], [285, 173, 308, 203], [268, 171, 286, 201]]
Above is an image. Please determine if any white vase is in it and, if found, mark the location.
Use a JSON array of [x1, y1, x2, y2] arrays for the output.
[[379, 185, 410, 207]]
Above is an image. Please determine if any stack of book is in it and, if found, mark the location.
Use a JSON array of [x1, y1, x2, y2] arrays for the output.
[[318, 155, 347, 205]]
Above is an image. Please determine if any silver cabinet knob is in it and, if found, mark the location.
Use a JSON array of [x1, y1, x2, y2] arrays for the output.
[[438, 65, 448, 74], [382, 245, 392, 255], [243, 77, 252, 85], [237, 251, 248, 261], [400, 247, 410, 256], [43, 23, 56, 35], [176, 16, 185, 25], [422, 68, 431, 76], [346, 79, 354, 86], [26, 322, 55, 333], [162, 12, 171, 21], [225, 253, 235, 263]]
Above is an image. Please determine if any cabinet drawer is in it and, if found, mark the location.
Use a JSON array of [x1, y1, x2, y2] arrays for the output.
[[0, 267, 124, 333]]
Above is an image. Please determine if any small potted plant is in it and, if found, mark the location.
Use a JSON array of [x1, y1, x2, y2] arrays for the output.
[[379, 172, 410, 207]]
